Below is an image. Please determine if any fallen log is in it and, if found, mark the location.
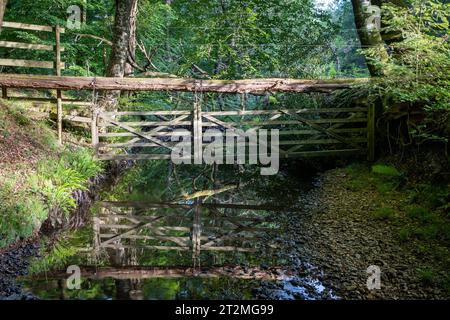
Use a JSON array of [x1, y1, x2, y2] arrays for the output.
[[0, 74, 369, 94]]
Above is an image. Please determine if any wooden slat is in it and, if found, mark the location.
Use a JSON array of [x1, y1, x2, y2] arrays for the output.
[[99, 131, 191, 138], [1, 21, 65, 33], [279, 138, 367, 145], [97, 128, 367, 138], [63, 115, 92, 123], [100, 234, 190, 244], [97, 154, 174, 161], [203, 108, 367, 116], [0, 40, 62, 51], [283, 149, 365, 158], [100, 114, 175, 151], [98, 138, 367, 149], [97, 118, 367, 127], [5, 96, 88, 105], [99, 108, 367, 118], [101, 111, 191, 116], [100, 225, 190, 232], [0, 58, 65, 69]]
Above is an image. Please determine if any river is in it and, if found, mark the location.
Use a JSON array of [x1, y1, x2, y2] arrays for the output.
[[19, 162, 337, 300]]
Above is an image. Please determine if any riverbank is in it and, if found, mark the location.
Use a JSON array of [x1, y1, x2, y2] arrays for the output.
[[0, 100, 108, 298], [279, 163, 449, 299]]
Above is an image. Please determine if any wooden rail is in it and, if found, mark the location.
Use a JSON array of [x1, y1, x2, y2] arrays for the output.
[[0, 74, 370, 93]]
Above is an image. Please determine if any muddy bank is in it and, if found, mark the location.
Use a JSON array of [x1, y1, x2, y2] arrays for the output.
[[273, 169, 448, 300]]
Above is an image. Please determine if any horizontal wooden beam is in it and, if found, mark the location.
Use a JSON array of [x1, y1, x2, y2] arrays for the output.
[[0, 59, 65, 69], [100, 108, 367, 117], [63, 115, 92, 123], [98, 128, 367, 138], [282, 149, 365, 158], [0, 40, 64, 51], [98, 118, 367, 127], [0, 74, 370, 94], [96, 154, 174, 161], [1, 21, 65, 33]]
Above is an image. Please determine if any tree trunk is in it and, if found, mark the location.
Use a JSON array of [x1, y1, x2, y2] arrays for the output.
[[124, 1, 138, 78], [351, 0, 390, 76], [98, 0, 138, 111]]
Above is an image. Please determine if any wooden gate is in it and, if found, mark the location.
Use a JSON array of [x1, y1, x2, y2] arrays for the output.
[[93, 104, 374, 161]]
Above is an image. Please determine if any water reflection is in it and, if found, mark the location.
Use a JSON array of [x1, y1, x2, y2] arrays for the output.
[[20, 164, 334, 300], [94, 199, 280, 267]]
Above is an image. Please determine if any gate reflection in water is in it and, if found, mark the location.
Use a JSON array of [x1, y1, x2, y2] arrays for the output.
[[94, 200, 280, 268]]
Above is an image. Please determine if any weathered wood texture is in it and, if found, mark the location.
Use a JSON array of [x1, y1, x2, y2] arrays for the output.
[[1, 21, 65, 33], [95, 104, 370, 161], [0, 74, 369, 93]]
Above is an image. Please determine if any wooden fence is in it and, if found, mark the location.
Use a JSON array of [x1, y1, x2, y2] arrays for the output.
[[0, 21, 93, 143]]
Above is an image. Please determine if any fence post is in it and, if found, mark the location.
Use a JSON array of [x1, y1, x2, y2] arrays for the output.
[[1, 86, 6, 99], [367, 102, 375, 161], [55, 25, 63, 144], [91, 108, 99, 156]]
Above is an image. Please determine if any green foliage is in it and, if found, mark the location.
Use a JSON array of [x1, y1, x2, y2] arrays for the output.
[[366, 1, 450, 108], [407, 184, 449, 210], [30, 148, 103, 215], [343, 163, 403, 193], [373, 207, 397, 221], [372, 164, 402, 177], [406, 206, 435, 224], [28, 240, 79, 275], [0, 183, 47, 247], [417, 268, 438, 286]]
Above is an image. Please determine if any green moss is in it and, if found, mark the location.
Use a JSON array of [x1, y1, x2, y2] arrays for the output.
[[373, 207, 397, 221], [417, 268, 438, 286], [406, 206, 436, 224], [372, 164, 402, 177]]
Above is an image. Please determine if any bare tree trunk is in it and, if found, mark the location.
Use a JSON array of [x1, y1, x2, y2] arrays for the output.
[[124, 1, 138, 78]]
